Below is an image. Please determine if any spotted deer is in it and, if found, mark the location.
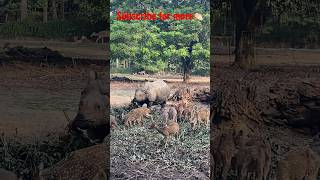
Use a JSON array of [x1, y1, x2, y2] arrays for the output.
[[33, 143, 108, 180], [90, 30, 108, 44]]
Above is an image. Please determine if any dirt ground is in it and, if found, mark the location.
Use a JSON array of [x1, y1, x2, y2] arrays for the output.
[[215, 48, 320, 66], [0, 64, 92, 140], [110, 77, 209, 107], [0, 45, 319, 179], [0, 62, 209, 139]]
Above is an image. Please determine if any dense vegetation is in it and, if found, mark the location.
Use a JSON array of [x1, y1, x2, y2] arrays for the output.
[[212, 0, 320, 70], [0, 0, 108, 38], [110, 1, 210, 79], [0, 0, 210, 79], [212, 0, 320, 48]]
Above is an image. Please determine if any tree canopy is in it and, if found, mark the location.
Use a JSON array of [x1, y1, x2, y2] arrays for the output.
[[212, 0, 320, 70], [110, 1, 210, 80]]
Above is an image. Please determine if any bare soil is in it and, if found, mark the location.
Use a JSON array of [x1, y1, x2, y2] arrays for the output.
[[0, 62, 209, 139], [0, 64, 95, 140]]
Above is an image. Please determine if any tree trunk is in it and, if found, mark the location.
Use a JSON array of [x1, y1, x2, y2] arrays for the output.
[[20, 0, 28, 21], [182, 57, 192, 83], [52, 0, 57, 20], [43, 0, 48, 23], [60, 0, 64, 19], [183, 71, 191, 83], [233, 28, 255, 70], [5, 13, 8, 22]]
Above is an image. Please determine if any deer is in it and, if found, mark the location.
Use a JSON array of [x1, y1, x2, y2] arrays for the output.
[[90, 30, 108, 44], [149, 121, 180, 147], [33, 143, 108, 180]]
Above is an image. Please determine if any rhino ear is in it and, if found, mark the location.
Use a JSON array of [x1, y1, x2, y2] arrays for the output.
[[98, 81, 108, 95], [89, 71, 98, 81]]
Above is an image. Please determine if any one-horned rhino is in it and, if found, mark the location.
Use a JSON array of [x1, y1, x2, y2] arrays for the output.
[[69, 71, 110, 143], [132, 80, 170, 108]]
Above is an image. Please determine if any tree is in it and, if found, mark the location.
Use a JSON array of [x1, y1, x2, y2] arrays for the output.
[[110, 1, 210, 80], [52, 0, 57, 20], [213, 0, 320, 70], [230, 0, 268, 70], [43, 0, 48, 22], [162, 13, 210, 82], [59, 0, 64, 19], [20, 0, 28, 21]]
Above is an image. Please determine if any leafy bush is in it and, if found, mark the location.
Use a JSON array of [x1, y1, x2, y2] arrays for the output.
[[0, 20, 99, 39]]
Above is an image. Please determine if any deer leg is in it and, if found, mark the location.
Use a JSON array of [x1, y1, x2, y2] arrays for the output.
[[221, 157, 231, 180], [192, 120, 197, 130], [164, 136, 168, 148]]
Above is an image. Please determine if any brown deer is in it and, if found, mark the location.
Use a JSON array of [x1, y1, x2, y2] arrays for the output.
[[276, 147, 320, 180], [161, 106, 178, 124], [90, 30, 108, 44], [33, 143, 108, 180], [191, 106, 209, 129], [234, 136, 272, 180], [149, 121, 180, 147], [124, 107, 151, 128], [110, 115, 117, 129], [213, 131, 237, 180]]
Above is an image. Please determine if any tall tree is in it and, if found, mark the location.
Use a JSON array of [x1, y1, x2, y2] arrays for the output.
[[59, 0, 64, 19], [213, 0, 320, 70], [43, 0, 48, 22], [231, 0, 268, 70], [111, 1, 210, 81], [52, 0, 57, 20], [20, 0, 28, 21]]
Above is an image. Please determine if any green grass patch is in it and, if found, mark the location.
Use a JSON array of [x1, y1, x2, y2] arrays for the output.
[[110, 106, 210, 179]]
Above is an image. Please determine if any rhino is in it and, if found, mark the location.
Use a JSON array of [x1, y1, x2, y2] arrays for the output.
[[69, 71, 109, 143], [132, 80, 171, 108]]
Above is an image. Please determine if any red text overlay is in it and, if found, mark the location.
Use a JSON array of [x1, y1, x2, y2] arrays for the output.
[[116, 11, 194, 21]]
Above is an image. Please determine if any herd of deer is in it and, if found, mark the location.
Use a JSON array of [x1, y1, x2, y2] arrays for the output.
[[73, 30, 108, 44], [211, 122, 320, 180], [111, 85, 210, 147], [1, 71, 319, 179]]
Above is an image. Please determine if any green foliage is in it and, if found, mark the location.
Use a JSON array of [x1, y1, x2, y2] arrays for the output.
[[212, 0, 320, 48], [111, 1, 210, 75], [0, 0, 108, 39], [0, 20, 95, 39], [73, 0, 109, 24]]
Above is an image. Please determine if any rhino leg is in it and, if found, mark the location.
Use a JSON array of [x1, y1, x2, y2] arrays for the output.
[[160, 101, 166, 108], [147, 101, 153, 108]]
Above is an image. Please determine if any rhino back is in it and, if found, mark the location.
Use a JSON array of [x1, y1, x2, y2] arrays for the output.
[[146, 80, 170, 102]]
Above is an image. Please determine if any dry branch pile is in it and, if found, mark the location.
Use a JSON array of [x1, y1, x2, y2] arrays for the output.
[[258, 79, 320, 133], [1, 46, 108, 66]]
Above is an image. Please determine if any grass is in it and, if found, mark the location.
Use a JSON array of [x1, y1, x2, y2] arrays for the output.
[[110, 106, 210, 179], [0, 133, 97, 179]]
